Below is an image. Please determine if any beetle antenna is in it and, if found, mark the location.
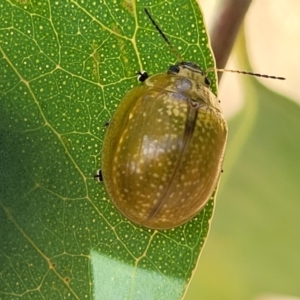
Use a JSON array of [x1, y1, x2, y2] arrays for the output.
[[206, 67, 285, 80], [144, 8, 183, 62]]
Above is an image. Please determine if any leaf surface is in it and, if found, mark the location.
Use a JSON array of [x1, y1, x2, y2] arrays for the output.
[[0, 0, 217, 299]]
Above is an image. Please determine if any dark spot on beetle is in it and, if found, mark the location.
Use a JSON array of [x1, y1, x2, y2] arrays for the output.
[[221, 169, 224, 173], [205, 76, 211, 86], [94, 169, 103, 182], [168, 65, 180, 74], [136, 71, 148, 82]]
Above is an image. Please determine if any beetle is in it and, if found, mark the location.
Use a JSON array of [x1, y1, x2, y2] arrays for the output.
[[95, 9, 284, 229], [94, 9, 227, 229]]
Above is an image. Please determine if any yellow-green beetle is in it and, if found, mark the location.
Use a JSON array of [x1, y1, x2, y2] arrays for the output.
[[95, 10, 228, 230], [99, 62, 227, 229]]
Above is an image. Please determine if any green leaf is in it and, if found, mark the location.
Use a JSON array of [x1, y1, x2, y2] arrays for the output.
[[0, 0, 216, 299]]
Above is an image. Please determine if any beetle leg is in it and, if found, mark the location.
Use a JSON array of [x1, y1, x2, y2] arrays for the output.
[[94, 169, 103, 182], [136, 70, 149, 82]]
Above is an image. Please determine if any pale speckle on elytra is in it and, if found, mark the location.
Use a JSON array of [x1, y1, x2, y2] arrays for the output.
[[172, 108, 179, 116]]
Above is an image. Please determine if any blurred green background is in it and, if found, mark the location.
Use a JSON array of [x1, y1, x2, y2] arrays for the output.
[[186, 1, 300, 299]]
